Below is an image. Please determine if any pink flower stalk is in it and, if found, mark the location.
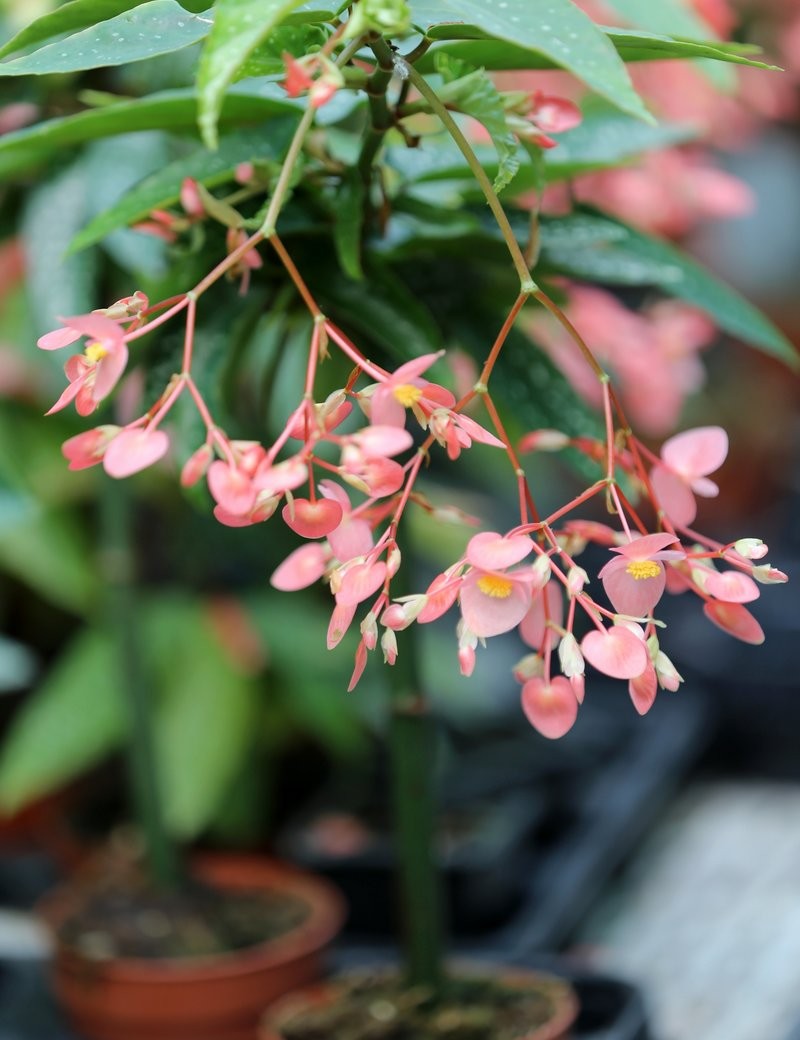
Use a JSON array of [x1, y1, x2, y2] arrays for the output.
[[458, 532, 536, 638], [650, 425, 728, 527], [38, 313, 129, 416], [599, 533, 685, 617]]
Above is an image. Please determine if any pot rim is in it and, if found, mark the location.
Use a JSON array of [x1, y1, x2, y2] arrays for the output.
[[38, 853, 346, 983], [260, 961, 580, 1040]]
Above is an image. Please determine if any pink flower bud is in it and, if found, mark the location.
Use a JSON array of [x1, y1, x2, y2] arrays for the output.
[[518, 429, 570, 453], [360, 611, 378, 650], [734, 538, 768, 560], [654, 650, 683, 692], [566, 566, 589, 596], [181, 444, 213, 487], [386, 545, 402, 577], [558, 633, 584, 678], [458, 644, 476, 677], [513, 653, 544, 683], [381, 628, 398, 665], [752, 564, 788, 585], [180, 177, 205, 217]]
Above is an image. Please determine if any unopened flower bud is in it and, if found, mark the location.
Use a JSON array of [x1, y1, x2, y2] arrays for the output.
[[380, 627, 397, 665], [180, 177, 204, 217], [531, 554, 552, 589], [654, 650, 683, 691], [360, 611, 378, 650], [752, 564, 789, 585], [566, 565, 589, 596], [382, 596, 426, 630], [386, 545, 402, 578], [458, 645, 476, 677], [339, 469, 371, 495], [513, 653, 544, 683], [558, 633, 584, 678], [734, 538, 769, 560], [181, 443, 213, 487], [518, 429, 570, 453]]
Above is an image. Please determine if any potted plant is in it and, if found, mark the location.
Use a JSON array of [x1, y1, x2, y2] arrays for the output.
[[0, 0, 791, 1036]]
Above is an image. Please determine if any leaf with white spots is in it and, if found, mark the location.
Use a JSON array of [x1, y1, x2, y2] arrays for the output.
[[409, 0, 653, 122], [0, 0, 210, 76]]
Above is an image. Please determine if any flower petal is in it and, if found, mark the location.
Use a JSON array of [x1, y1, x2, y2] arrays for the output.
[[650, 464, 697, 527], [704, 601, 765, 644], [282, 497, 343, 539], [466, 531, 533, 570], [581, 626, 649, 679], [271, 543, 328, 591], [602, 559, 666, 617], [103, 429, 169, 478], [521, 677, 578, 739], [661, 425, 728, 479], [459, 571, 531, 638]]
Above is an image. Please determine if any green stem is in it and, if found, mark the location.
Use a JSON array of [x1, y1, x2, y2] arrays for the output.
[[358, 35, 397, 183], [388, 541, 445, 994], [260, 103, 318, 237], [401, 57, 536, 292], [100, 480, 180, 887]]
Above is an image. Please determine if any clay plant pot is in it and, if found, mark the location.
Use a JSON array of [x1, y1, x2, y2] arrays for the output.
[[38, 855, 346, 1040], [259, 964, 580, 1040]]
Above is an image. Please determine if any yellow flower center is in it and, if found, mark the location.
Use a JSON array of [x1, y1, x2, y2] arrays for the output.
[[625, 560, 661, 581], [477, 574, 514, 599], [84, 341, 108, 364], [392, 383, 423, 407]]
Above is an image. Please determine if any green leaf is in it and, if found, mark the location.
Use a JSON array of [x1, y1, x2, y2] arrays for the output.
[[538, 211, 797, 367], [0, 1, 210, 77], [151, 604, 259, 840], [603, 0, 716, 41], [0, 630, 125, 814], [0, 0, 145, 60], [69, 122, 297, 252], [233, 22, 327, 80], [435, 56, 519, 192], [333, 168, 366, 280], [417, 28, 777, 74], [410, 0, 653, 122], [0, 84, 298, 179], [0, 506, 99, 614], [197, 0, 316, 149]]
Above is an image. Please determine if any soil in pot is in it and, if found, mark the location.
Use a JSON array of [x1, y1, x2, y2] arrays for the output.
[[263, 968, 578, 1040], [57, 857, 309, 960]]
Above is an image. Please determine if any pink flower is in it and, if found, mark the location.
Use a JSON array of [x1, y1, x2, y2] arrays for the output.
[[650, 426, 728, 527], [38, 313, 129, 416], [61, 426, 120, 470], [282, 52, 344, 108], [599, 533, 685, 617], [517, 92, 583, 149], [428, 409, 505, 460], [368, 353, 454, 429], [703, 601, 765, 645], [271, 543, 330, 591], [458, 532, 535, 638]]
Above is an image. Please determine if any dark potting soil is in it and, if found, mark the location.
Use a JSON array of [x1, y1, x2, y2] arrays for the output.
[[57, 868, 309, 961], [273, 970, 569, 1040]]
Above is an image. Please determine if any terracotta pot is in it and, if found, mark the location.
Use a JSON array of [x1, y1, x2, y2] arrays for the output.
[[259, 963, 580, 1040], [38, 855, 346, 1040]]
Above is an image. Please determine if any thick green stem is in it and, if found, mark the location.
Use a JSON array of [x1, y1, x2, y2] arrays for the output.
[[358, 35, 396, 182], [388, 548, 445, 994], [402, 58, 536, 292], [100, 481, 179, 887]]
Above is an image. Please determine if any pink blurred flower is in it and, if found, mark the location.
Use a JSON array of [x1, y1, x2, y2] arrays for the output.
[[650, 425, 729, 527], [38, 313, 129, 416]]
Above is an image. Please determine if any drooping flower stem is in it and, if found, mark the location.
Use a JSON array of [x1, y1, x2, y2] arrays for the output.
[[388, 537, 445, 995], [101, 479, 180, 887], [399, 51, 535, 292]]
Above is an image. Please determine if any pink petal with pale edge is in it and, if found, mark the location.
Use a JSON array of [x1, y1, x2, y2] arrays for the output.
[[336, 561, 387, 606], [454, 413, 505, 448], [629, 662, 658, 715], [103, 429, 169, 479], [327, 602, 356, 649], [609, 532, 681, 559], [521, 677, 578, 739], [62, 312, 125, 346], [352, 425, 414, 457], [92, 344, 129, 402], [459, 572, 532, 638], [661, 425, 728, 479], [271, 543, 328, 590], [650, 464, 697, 527], [519, 585, 563, 650], [601, 557, 666, 616], [347, 640, 369, 692], [390, 352, 441, 384], [531, 95, 582, 134], [351, 457, 404, 497], [703, 601, 765, 644], [46, 377, 85, 415], [703, 569, 760, 603], [207, 461, 257, 516], [581, 627, 649, 680], [329, 518, 373, 563], [466, 531, 533, 570], [37, 326, 81, 351], [691, 476, 719, 498], [282, 498, 343, 539], [417, 574, 461, 623]]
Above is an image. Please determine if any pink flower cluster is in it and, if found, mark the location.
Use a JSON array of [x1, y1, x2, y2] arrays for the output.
[[37, 276, 786, 740]]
